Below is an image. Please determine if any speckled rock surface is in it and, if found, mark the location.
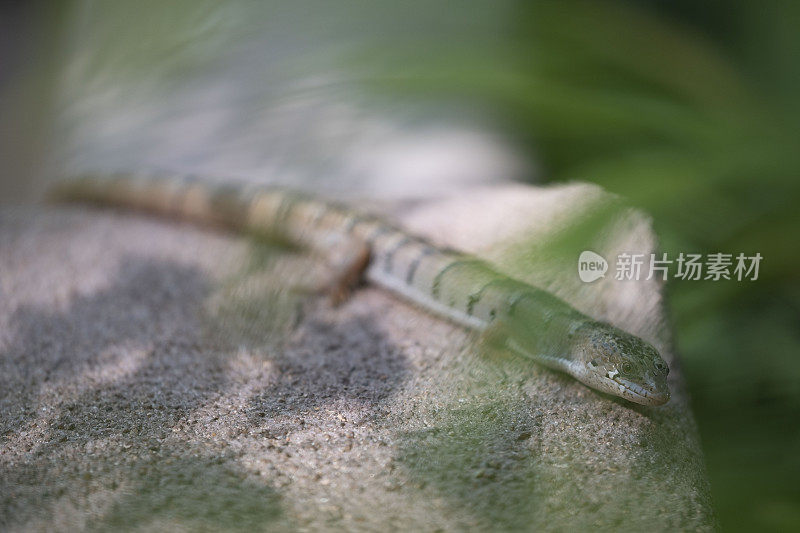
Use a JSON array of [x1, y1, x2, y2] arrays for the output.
[[0, 184, 715, 531]]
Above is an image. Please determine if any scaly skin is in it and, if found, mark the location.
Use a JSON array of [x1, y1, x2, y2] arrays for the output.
[[49, 173, 671, 405]]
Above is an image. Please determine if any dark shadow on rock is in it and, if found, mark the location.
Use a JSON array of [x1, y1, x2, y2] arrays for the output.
[[244, 313, 411, 422], [392, 338, 715, 531], [0, 246, 410, 530], [91, 453, 284, 532], [2, 443, 286, 532], [0, 256, 289, 530], [396, 396, 542, 531], [0, 257, 215, 439], [201, 240, 411, 427], [391, 349, 544, 530]]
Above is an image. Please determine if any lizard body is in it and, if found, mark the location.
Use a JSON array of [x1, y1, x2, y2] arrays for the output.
[[49, 173, 670, 405]]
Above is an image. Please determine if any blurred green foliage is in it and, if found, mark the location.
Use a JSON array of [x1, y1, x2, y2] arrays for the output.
[[358, 0, 800, 530]]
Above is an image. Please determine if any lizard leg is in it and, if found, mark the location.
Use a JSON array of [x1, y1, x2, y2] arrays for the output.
[[476, 318, 514, 363], [312, 233, 371, 305]]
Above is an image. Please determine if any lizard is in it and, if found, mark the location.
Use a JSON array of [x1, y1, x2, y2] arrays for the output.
[[48, 173, 671, 406]]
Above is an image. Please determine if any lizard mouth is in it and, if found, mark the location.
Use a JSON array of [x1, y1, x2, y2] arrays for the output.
[[611, 376, 669, 406]]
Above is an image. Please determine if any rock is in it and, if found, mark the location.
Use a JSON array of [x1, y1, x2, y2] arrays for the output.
[[0, 184, 714, 531]]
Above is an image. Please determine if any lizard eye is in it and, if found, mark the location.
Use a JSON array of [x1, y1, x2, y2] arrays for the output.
[[655, 361, 668, 374], [621, 362, 633, 374], [589, 359, 598, 367]]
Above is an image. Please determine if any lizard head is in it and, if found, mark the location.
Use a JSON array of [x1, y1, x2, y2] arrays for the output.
[[569, 321, 670, 405]]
